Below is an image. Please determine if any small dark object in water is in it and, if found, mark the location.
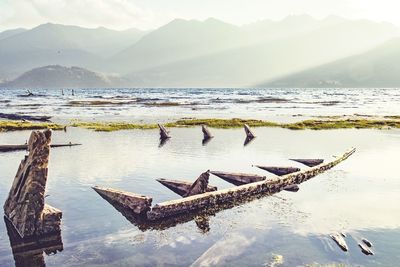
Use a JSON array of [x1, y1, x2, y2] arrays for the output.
[[158, 124, 171, 140], [362, 238, 373, 247], [283, 184, 299, 192], [358, 242, 374, 255], [0, 112, 52, 122], [210, 171, 265, 186], [244, 136, 255, 146], [290, 158, 324, 167], [255, 166, 300, 176], [244, 124, 256, 139], [330, 233, 348, 252], [202, 125, 213, 140]]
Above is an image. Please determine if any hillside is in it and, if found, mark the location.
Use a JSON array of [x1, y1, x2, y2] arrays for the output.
[[123, 19, 399, 87], [259, 38, 400, 88], [1, 65, 121, 88]]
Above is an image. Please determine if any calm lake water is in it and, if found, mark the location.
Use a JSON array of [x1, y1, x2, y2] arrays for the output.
[[1, 87, 400, 123], [0, 126, 400, 266]]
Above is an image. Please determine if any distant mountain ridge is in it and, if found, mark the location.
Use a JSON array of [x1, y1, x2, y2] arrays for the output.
[[0, 65, 122, 88], [259, 38, 400, 88], [0, 16, 399, 87]]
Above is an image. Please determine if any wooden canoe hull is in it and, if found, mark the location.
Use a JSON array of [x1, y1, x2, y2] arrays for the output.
[[210, 171, 266, 186]]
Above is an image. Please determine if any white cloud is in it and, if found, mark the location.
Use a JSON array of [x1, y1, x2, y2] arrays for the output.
[[1, 0, 400, 31], [0, 0, 163, 31]]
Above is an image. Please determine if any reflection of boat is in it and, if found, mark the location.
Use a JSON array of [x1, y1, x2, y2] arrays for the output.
[[4, 217, 63, 267], [93, 148, 355, 230]]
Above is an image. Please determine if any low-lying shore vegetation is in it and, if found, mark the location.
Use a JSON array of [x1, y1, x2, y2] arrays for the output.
[[0, 121, 64, 132], [2, 117, 400, 132]]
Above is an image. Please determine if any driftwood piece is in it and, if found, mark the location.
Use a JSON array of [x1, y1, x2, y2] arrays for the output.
[[255, 166, 300, 176], [184, 171, 211, 197], [283, 184, 299, 192], [157, 178, 217, 197], [92, 186, 152, 214], [330, 233, 348, 252], [210, 171, 266, 186], [290, 158, 324, 167], [3, 130, 62, 238], [358, 242, 374, 255], [244, 124, 256, 139], [147, 148, 355, 221], [0, 143, 82, 153], [158, 124, 171, 140], [202, 125, 213, 140], [0, 112, 51, 122]]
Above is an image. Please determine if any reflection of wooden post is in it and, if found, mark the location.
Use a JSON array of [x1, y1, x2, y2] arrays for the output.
[[4, 217, 63, 267], [158, 124, 171, 140], [244, 124, 255, 139], [3, 130, 62, 238], [201, 125, 213, 140]]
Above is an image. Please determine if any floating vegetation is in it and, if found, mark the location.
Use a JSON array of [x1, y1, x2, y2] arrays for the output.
[[70, 121, 158, 132], [143, 102, 181, 107], [0, 121, 64, 132], [2, 117, 400, 132]]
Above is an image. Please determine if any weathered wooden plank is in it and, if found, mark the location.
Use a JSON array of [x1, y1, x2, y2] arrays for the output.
[[184, 171, 211, 197], [158, 124, 171, 140], [255, 166, 300, 176], [244, 124, 256, 139], [92, 186, 152, 214], [290, 158, 324, 167], [147, 148, 356, 220], [202, 125, 213, 140], [157, 178, 217, 197], [210, 171, 266, 186], [3, 129, 62, 238], [0, 143, 82, 152]]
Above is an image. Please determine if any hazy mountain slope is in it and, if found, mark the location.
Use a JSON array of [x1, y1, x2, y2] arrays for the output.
[[0, 23, 144, 73], [0, 28, 27, 40], [111, 18, 243, 73], [1, 65, 121, 88], [124, 20, 399, 87], [111, 16, 349, 74], [242, 14, 346, 44], [259, 38, 400, 88]]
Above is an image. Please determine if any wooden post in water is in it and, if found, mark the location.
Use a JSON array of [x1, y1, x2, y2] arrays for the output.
[[3, 129, 62, 238], [244, 124, 256, 139], [158, 124, 171, 140], [202, 125, 213, 140]]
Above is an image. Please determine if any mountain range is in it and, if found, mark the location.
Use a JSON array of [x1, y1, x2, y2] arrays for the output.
[[0, 15, 399, 88]]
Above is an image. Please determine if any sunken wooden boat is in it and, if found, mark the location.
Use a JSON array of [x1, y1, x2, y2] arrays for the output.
[[93, 148, 356, 226]]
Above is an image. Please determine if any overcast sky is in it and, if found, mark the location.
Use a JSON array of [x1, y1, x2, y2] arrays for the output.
[[1, 0, 400, 31]]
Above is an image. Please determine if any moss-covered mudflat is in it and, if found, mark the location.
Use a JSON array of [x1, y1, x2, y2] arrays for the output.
[[0, 120, 64, 132], [2, 117, 400, 132], [70, 117, 400, 132]]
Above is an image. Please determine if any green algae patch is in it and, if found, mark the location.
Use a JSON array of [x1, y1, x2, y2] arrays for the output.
[[70, 121, 158, 132], [69, 118, 400, 132], [169, 118, 279, 128], [283, 119, 400, 130], [0, 121, 64, 132]]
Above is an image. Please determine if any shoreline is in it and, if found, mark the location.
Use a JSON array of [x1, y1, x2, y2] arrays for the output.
[[1, 115, 400, 132]]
